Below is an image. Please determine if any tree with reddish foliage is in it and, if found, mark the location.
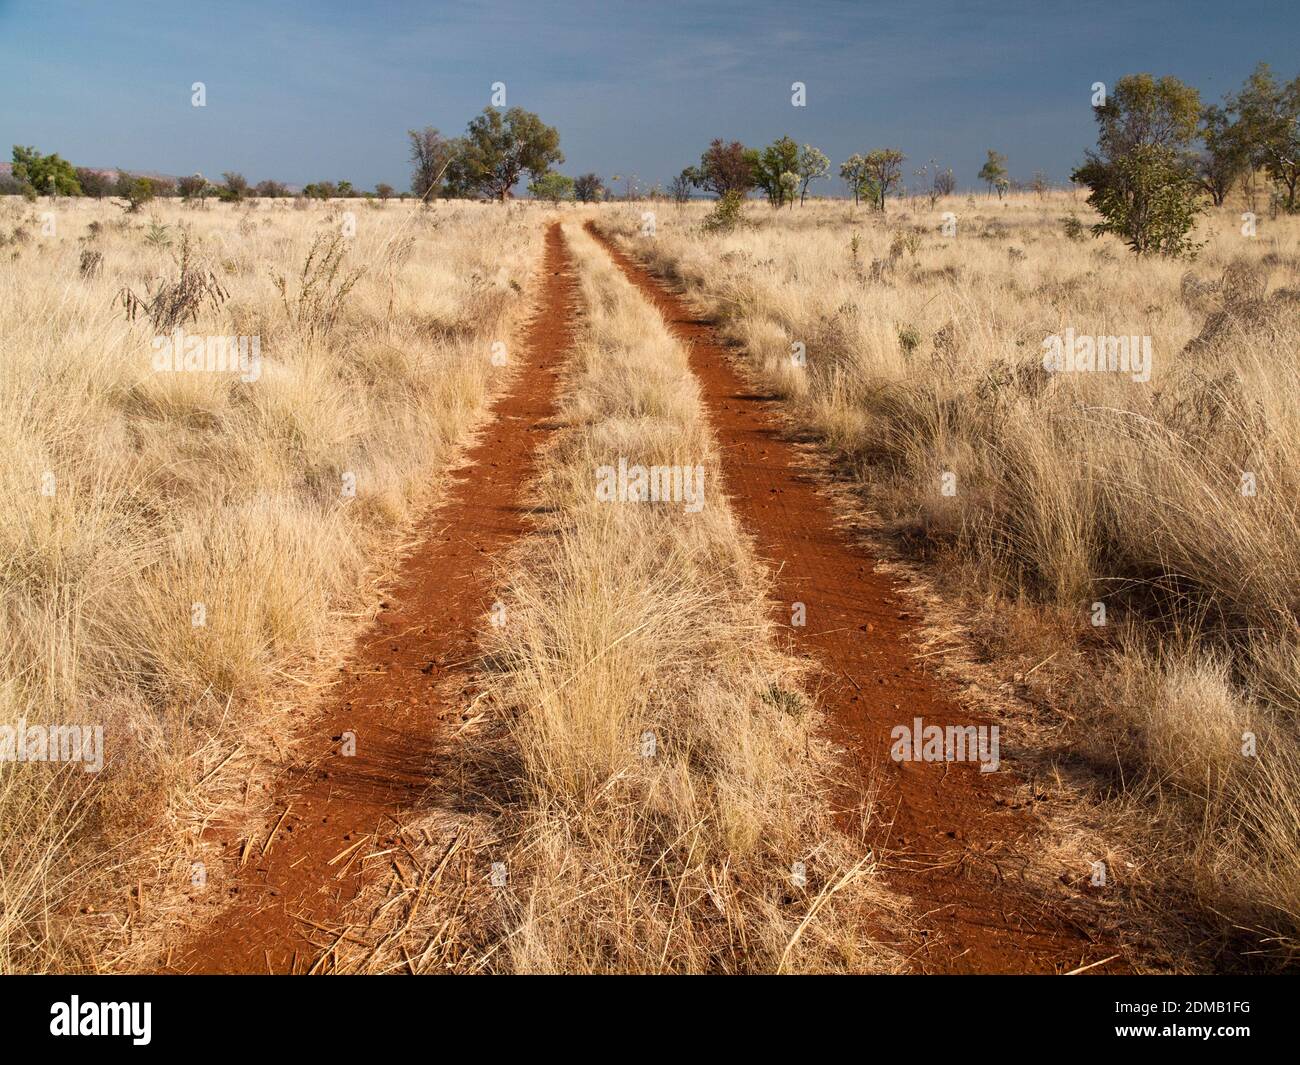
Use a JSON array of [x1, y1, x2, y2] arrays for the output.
[[76, 167, 112, 198], [689, 139, 755, 198]]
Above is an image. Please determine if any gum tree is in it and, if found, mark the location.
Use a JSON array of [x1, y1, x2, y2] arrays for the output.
[[914, 158, 954, 208], [753, 135, 800, 207], [978, 150, 1008, 198], [1195, 104, 1248, 206], [840, 153, 867, 204], [76, 167, 112, 198], [408, 127, 457, 199], [1071, 73, 1205, 256], [177, 174, 208, 201], [457, 107, 564, 201], [574, 173, 605, 202], [529, 172, 575, 203], [863, 149, 905, 213], [1230, 63, 1300, 211], [220, 171, 249, 202], [796, 144, 830, 204], [779, 171, 799, 208], [669, 169, 692, 204]]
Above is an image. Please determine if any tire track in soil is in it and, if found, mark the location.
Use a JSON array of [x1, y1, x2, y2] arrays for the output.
[[588, 221, 1120, 975], [162, 222, 576, 974]]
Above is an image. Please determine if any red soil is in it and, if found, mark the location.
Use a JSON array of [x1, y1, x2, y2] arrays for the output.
[[162, 222, 577, 973], [587, 221, 1122, 975]]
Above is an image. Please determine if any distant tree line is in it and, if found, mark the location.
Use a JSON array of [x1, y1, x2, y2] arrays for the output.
[[3, 147, 408, 205], [669, 137, 902, 212], [10, 59, 1296, 236]]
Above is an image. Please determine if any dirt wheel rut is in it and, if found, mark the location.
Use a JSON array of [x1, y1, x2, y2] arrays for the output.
[[161, 222, 577, 974], [588, 221, 1121, 975]]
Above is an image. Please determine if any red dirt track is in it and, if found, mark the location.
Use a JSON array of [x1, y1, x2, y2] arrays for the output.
[[587, 221, 1121, 975], [162, 222, 576, 974], [157, 215, 1118, 976]]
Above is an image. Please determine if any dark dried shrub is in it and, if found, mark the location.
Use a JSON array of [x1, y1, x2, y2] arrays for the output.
[[119, 230, 228, 331], [272, 233, 364, 336], [1220, 259, 1268, 305], [1183, 261, 1289, 357]]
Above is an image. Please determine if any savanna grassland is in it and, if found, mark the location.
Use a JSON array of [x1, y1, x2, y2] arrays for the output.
[[595, 191, 1300, 966], [9, 0, 1300, 993], [3, 185, 1297, 977], [0, 195, 541, 971], [328, 219, 905, 974]]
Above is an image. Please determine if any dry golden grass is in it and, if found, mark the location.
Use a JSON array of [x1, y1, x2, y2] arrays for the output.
[[0, 196, 541, 971], [332, 219, 903, 974], [10, 183, 1293, 972], [595, 191, 1300, 965]]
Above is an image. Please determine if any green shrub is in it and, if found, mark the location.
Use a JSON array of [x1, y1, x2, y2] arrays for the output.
[[118, 177, 155, 214], [701, 190, 745, 233], [527, 172, 575, 204], [1077, 145, 1205, 257]]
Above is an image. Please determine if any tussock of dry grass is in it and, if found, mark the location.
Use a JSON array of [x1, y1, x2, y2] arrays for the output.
[[336, 220, 902, 975], [0, 196, 540, 971], [596, 193, 1300, 965]]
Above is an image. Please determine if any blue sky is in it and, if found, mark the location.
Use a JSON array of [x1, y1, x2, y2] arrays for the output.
[[1, 0, 1296, 194]]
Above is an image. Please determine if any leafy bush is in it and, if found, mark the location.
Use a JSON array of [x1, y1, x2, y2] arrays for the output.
[[701, 190, 745, 233], [691, 140, 755, 198], [752, 136, 799, 207], [10, 145, 81, 196], [177, 175, 209, 201], [117, 177, 155, 214], [144, 220, 172, 248], [1078, 145, 1205, 257], [217, 172, 249, 202], [1073, 74, 1205, 257], [75, 168, 112, 198], [528, 172, 575, 203]]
